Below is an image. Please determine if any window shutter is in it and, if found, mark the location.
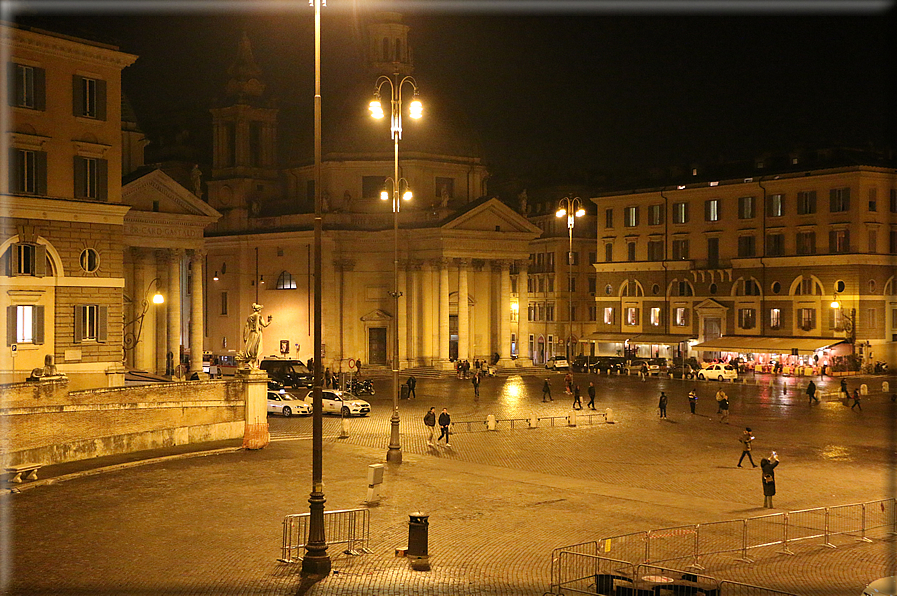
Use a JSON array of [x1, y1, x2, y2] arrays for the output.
[[844, 229, 850, 252], [829, 189, 837, 212], [35, 150, 47, 195], [829, 230, 836, 253], [33, 67, 45, 111], [34, 244, 46, 277], [96, 79, 107, 121], [6, 305, 16, 345], [704, 201, 711, 220], [7, 63, 15, 106], [73, 305, 83, 343], [72, 75, 83, 116], [0, 245, 9, 277], [97, 158, 108, 201], [73, 156, 85, 198], [33, 305, 44, 345], [8, 147, 17, 193], [97, 305, 108, 342]]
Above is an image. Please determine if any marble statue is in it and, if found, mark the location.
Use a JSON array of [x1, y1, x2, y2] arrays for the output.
[[240, 303, 272, 369]]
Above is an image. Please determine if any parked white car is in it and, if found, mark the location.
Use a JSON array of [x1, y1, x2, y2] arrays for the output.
[[863, 576, 896, 596], [545, 357, 570, 370], [303, 389, 371, 417], [697, 363, 738, 381], [267, 390, 312, 417]]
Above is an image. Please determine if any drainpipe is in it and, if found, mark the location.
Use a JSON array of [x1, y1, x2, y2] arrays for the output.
[[660, 188, 670, 358]]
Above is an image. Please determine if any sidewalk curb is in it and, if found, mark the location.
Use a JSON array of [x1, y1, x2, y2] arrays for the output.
[[1, 446, 243, 496]]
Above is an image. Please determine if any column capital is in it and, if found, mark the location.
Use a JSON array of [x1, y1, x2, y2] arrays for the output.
[[454, 258, 470, 269], [190, 249, 206, 263], [514, 259, 530, 272], [432, 258, 451, 270], [471, 259, 487, 272], [408, 259, 425, 271]]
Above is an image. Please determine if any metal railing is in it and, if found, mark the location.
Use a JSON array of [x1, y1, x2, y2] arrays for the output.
[[552, 497, 896, 573], [549, 553, 797, 595], [279, 507, 371, 563]]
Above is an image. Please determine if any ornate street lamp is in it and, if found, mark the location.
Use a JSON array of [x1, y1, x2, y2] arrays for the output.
[[370, 72, 421, 465], [830, 296, 857, 349], [302, 0, 331, 577], [122, 277, 164, 360], [556, 196, 585, 360]]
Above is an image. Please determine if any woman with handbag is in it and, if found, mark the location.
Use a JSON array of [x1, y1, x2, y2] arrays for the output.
[[760, 452, 779, 508]]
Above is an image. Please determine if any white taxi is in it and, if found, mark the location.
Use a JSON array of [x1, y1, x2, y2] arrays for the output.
[[304, 389, 371, 417], [267, 390, 312, 417], [697, 363, 738, 381]]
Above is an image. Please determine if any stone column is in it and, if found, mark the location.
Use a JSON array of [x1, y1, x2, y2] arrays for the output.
[[457, 258, 470, 362], [498, 260, 514, 367], [190, 250, 205, 375], [517, 261, 530, 365], [408, 260, 423, 367], [167, 249, 183, 378], [397, 262, 409, 369], [438, 258, 451, 369], [238, 367, 269, 449], [422, 261, 434, 366], [155, 250, 167, 375], [132, 248, 150, 371], [334, 259, 355, 370]]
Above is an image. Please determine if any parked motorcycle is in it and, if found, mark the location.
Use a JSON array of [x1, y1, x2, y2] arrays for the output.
[[347, 378, 375, 395]]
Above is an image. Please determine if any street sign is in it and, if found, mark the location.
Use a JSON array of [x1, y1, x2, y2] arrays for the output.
[[11, 344, 17, 353]]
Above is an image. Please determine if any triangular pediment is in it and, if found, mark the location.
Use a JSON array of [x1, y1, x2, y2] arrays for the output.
[[694, 298, 728, 312], [360, 309, 392, 322], [122, 169, 220, 220], [441, 198, 541, 236]]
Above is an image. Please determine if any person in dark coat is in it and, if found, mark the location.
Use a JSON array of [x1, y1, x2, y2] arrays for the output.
[[688, 389, 698, 414], [658, 391, 668, 419], [851, 388, 862, 411], [840, 378, 849, 401], [471, 372, 480, 397], [587, 381, 596, 410], [437, 408, 451, 447], [806, 380, 818, 404], [760, 452, 779, 508], [737, 427, 758, 468], [423, 407, 436, 446], [407, 375, 417, 399], [572, 384, 582, 410], [542, 378, 553, 402]]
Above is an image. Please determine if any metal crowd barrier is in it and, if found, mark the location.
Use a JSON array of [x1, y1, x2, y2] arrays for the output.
[[548, 552, 797, 595], [552, 497, 896, 573], [279, 507, 371, 563]]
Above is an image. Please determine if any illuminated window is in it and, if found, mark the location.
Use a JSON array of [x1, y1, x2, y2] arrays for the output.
[[738, 308, 756, 329], [674, 307, 688, 327], [770, 308, 781, 330], [603, 307, 615, 325], [767, 194, 784, 217], [7, 304, 44, 344], [704, 199, 720, 222], [738, 196, 755, 219], [624, 206, 639, 227], [625, 307, 639, 326], [798, 308, 816, 331], [672, 202, 688, 224], [648, 204, 664, 225], [650, 307, 662, 326], [276, 271, 296, 290]]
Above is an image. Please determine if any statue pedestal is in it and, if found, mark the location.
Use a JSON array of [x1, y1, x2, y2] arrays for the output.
[[238, 367, 270, 449]]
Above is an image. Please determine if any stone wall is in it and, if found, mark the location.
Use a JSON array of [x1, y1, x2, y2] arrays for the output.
[[0, 379, 244, 468]]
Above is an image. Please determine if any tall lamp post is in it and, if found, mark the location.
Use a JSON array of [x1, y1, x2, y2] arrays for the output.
[[556, 196, 585, 360], [370, 73, 421, 464], [302, 0, 330, 577]]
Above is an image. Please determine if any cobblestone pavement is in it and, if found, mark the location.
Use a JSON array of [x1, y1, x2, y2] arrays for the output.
[[3, 371, 895, 595]]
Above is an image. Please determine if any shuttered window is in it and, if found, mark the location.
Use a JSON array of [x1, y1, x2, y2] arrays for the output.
[[6, 304, 44, 345], [73, 305, 108, 342]]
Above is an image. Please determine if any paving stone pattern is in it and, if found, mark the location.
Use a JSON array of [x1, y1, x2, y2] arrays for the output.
[[3, 371, 895, 595]]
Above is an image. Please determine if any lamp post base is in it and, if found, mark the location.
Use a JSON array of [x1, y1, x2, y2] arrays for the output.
[[386, 410, 402, 464], [301, 491, 331, 576]]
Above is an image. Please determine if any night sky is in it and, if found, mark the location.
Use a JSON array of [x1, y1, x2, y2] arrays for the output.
[[9, 1, 894, 190]]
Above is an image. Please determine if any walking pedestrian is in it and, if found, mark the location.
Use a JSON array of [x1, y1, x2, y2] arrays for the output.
[[806, 380, 818, 404], [324, 367, 332, 389], [564, 372, 573, 394], [760, 451, 780, 508], [716, 388, 726, 414], [851, 388, 863, 411], [437, 408, 451, 447], [407, 375, 417, 399], [572, 384, 582, 410], [471, 372, 480, 398], [542, 378, 553, 402], [658, 391, 668, 418], [587, 381, 596, 410], [718, 391, 730, 424], [737, 427, 758, 468], [840, 378, 850, 402], [640, 362, 648, 382], [356, 358, 362, 376], [423, 407, 437, 446], [688, 389, 697, 414]]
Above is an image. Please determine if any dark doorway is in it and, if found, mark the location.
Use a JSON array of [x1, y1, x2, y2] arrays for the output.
[[369, 327, 387, 366]]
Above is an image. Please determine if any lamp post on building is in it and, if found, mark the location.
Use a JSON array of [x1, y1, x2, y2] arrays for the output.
[[556, 196, 585, 360], [370, 72, 421, 465], [302, 0, 331, 577], [830, 296, 857, 353], [122, 277, 164, 361]]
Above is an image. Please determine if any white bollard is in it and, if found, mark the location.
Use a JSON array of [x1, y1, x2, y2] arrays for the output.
[[883, 381, 889, 393], [486, 414, 497, 431], [861, 383, 868, 396], [567, 410, 577, 427], [527, 413, 539, 428], [339, 417, 350, 438], [605, 408, 614, 424]]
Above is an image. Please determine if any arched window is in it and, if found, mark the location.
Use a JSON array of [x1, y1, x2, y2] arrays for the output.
[[735, 277, 761, 296], [275, 271, 296, 290], [669, 279, 694, 297]]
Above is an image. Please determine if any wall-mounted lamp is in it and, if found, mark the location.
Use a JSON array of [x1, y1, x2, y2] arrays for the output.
[[213, 271, 219, 281], [260, 275, 265, 285], [123, 278, 165, 358]]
